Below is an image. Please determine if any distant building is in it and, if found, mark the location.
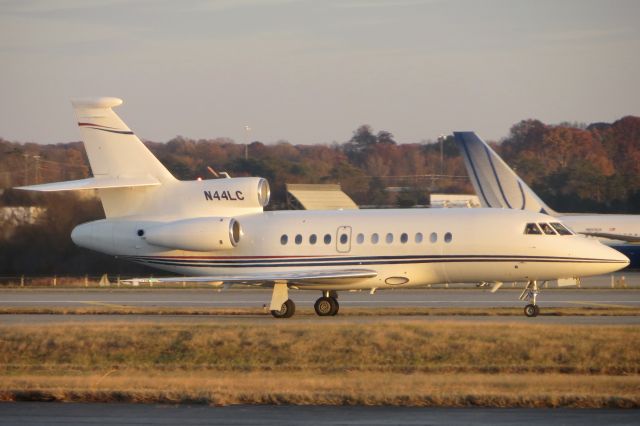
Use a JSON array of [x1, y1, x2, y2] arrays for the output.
[[286, 184, 358, 210], [430, 193, 480, 208]]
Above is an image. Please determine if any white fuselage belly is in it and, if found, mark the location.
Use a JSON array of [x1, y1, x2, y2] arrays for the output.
[[74, 208, 627, 290]]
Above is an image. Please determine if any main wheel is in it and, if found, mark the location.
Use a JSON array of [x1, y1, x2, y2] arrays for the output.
[[314, 297, 334, 316], [271, 299, 295, 318], [330, 297, 339, 316], [524, 304, 538, 318]]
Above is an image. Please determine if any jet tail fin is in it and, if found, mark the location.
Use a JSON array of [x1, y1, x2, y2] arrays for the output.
[[453, 131, 556, 215], [71, 97, 175, 183], [16, 98, 176, 218]]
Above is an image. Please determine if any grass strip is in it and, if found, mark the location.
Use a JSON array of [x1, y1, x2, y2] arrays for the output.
[[1, 322, 639, 375], [2, 322, 638, 407], [1, 373, 639, 408], [1, 306, 639, 316]]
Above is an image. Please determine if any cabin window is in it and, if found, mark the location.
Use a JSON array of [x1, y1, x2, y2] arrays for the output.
[[524, 223, 542, 235], [550, 222, 573, 235], [444, 232, 452, 243], [400, 233, 408, 244], [324, 234, 332, 244], [371, 233, 379, 244], [309, 234, 317, 244], [356, 233, 364, 244], [295, 234, 302, 245], [386, 233, 394, 244], [280, 234, 288, 245], [430, 232, 437, 243], [340, 233, 348, 244], [415, 232, 423, 243], [539, 223, 557, 235]]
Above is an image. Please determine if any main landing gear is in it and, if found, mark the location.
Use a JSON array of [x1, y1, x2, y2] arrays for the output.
[[268, 284, 340, 318], [271, 299, 295, 318], [270, 281, 296, 318], [314, 291, 339, 316], [520, 280, 541, 317]]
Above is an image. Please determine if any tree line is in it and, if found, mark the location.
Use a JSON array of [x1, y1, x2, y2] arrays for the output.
[[1, 116, 639, 275]]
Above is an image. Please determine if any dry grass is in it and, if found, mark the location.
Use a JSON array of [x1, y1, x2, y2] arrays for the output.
[[1, 372, 639, 407], [1, 306, 639, 316], [2, 322, 639, 374], [2, 322, 639, 407]]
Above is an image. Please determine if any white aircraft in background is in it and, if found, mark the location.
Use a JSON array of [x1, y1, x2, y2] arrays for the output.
[[453, 132, 640, 269], [16, 99, 629, 318]]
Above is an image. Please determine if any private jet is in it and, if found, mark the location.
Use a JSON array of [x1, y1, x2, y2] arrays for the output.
[[16, 99, 629, 317]]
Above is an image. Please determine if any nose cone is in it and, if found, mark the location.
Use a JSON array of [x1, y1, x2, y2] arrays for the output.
[[594, 241, 630, 274]]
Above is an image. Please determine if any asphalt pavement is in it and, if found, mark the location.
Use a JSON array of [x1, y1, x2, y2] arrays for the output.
[[0, 403, 638, 426]]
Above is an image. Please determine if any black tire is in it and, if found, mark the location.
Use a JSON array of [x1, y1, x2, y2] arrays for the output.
[[330, 297, 339, 316], [271, 299, 295, 318], [534, 305, 540, 317], [524, 304, 538, 318], [314, 297, 334, 316]]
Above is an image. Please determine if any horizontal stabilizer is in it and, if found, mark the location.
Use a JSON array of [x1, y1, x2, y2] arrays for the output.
[[15, 176, 160, 192], [124, 269, 378, 286]]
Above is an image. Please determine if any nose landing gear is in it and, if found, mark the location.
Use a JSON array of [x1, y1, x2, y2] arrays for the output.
[[520, 280, 541, 317], [314, 291, 339, 316]]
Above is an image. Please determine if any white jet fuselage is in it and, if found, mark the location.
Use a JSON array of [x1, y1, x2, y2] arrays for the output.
[[72, 206, 628, 290]]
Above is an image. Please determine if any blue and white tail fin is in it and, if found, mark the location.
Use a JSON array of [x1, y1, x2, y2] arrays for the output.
[[16, 97, 176, 217], [452, 131, 556, 215]]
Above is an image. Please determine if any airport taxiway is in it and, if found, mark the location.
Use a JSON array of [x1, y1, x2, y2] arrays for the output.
[[0, 287, 639, 325], [0, 287, 639, 309], [0, 403, 638, 426]]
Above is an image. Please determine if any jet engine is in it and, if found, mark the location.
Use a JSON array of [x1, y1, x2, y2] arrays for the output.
[[143, 217, 241, 251]]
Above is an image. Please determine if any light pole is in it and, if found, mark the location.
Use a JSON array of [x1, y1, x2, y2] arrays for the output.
[[438, 134, 445, 177], [244, 125, 251, 160]]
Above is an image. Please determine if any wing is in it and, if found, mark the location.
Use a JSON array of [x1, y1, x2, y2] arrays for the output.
[[124, 268, 377, 286]]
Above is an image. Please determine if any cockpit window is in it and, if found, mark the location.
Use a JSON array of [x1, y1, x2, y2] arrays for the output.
[[539, 223, 557, 235], [550, 222, 573, 235], [524, 223, 542, 235]]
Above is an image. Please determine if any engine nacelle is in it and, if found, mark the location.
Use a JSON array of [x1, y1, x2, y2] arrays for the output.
[[143, 217, 241, 251], [201, 177, 270, 209]]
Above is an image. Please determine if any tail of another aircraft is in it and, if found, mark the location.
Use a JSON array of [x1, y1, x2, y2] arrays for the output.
[[16, 98, 176, 218], [452, 132, 556, 215]]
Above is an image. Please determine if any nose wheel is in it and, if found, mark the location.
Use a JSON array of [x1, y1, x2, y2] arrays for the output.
[[520, 280, 541, 317], [314, 291, 339, 316], [523, 303, 540, 317]]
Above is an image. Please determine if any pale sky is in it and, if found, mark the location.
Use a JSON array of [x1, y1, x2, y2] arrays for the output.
[[1, 0, 639, 145]]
